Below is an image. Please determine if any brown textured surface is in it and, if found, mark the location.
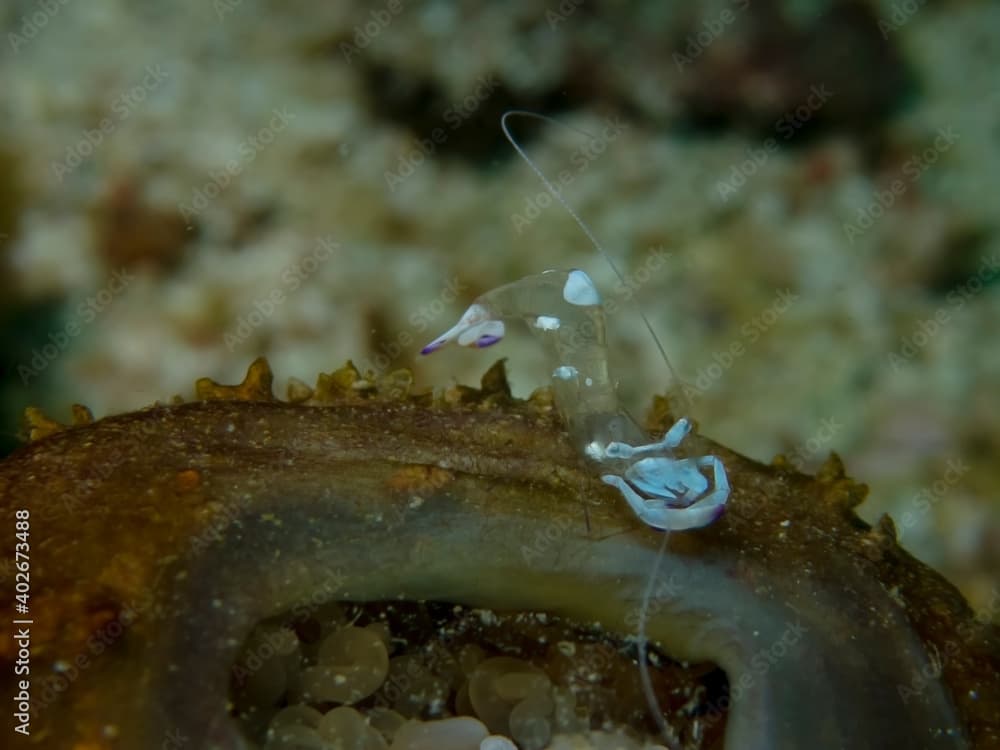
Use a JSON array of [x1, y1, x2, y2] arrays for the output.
[[0, 358, 997, 749]]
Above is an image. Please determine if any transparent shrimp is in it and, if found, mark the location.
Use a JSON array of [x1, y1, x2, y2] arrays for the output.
[[421, 113, 730, 532], [420, 111, 731, 746], [421, 266, 728, 531]]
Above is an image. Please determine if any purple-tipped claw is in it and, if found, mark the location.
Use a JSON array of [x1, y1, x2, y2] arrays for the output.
[[475, 335, 502, 348], [418, 305, 506, 354], [419, 303, 489, 356]]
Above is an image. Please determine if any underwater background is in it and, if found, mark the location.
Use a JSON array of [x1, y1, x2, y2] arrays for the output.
[[0, 0, 997, 620]]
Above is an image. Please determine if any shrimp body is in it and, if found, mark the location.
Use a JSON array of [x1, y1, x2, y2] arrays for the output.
[[421, 268, 729, 531], [421, 110, 733, 743]]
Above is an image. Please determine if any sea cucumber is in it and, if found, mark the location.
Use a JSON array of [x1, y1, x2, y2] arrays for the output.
[[0, 359, 996, 748]]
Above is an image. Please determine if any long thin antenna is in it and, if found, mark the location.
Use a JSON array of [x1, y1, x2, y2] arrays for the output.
[[502, 110, 683, 745], [500, 110, 690, 414], [637, 530, 681, 749]]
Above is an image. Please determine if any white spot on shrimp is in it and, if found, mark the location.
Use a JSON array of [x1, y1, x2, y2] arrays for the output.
[[534, 315, 561, 330], [553, 365, 578, 380], [563, 269, 601, 306], [585, 377, 594, 386]]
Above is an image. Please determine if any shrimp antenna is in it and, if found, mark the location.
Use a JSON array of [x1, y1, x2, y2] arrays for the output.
[[500, 110, 690, 415], [502, 110, 684, 744], [637, 531, 681, 749]]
